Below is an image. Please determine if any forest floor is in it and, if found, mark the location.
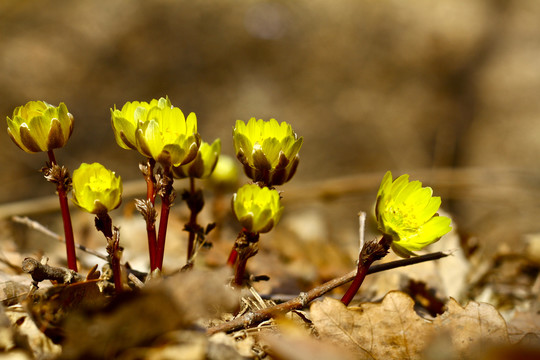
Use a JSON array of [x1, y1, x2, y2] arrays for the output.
[[0, 175, 539, 360]]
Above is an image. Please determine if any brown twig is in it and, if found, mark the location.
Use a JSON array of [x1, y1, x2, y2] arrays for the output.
[[206, 250, 452, 335], [22, 257, 83, 284]]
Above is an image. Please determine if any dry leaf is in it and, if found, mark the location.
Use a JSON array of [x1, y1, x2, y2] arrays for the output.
[[5, 305, 62, 359], [311, 291, 510, 360], [433, 298, 509, 356], [311, 291, 430, 359], [61, 269, 238, 359], [0, 277, 32, 306], [261, 317, 357, 360], [507, 310, 540, 343]]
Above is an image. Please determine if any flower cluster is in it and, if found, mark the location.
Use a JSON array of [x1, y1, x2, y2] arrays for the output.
[[375, 171, 452, 257]]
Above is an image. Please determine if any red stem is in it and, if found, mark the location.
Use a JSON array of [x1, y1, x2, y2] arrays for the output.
[[147, 221, 157, 271], [155, 198, 171, 270], [186, 177, 197, 262], [340, 257, 374, 306], [145, 159, 157, 270], [96, 213, 122, 293], [146, 159, 157, 205], [110, 241, 122, 293], [47, 150, 77, 272], [155, 167, 173, 270], [233, 254, 248, 287], [227, 248, 238, 267], [231, 230, 259, 287], [340, 234, 392, 305]]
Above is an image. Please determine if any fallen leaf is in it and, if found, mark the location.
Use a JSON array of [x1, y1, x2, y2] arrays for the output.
[[61, 269, 238, 359], [261, 317, 357, 360], [5, 305, 62, 359], [507, 310, 540, 343], [311, 291, 430, 359], [311, 291, 511, 360], [433, 298, 509, 356]]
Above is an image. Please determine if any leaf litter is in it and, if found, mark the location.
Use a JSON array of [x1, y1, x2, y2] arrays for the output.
[[1, 200, 540, 359]]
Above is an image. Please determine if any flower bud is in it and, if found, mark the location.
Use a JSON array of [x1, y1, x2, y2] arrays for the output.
[[375, 171, 452, 257], [72, 163, 123, 214], [233, 118, 303, 186], [208, 154, 239, 191], [7, 101, 74, 153], [232, 184, 284, 234], [172, 139, 221, 179]]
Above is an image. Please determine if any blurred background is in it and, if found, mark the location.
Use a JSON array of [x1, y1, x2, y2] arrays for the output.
[[1, 0, 540, 264]]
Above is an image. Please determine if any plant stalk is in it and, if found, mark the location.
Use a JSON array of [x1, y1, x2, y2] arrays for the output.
[[47, 150, 77, 272], [340, 234, 393, 305], [95, 212, 122, 293], [155, 166, 174, 270], [143, 159, 157, 270], [186, 177, 198, 262], [340, 257, 374, 306], [232, 230, 259, 287], [227, 248, 238, 267]]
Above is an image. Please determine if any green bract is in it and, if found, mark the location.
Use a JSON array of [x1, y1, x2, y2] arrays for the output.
[[7, 101, 74, 153], [72, 162, 123, 215], [111, 97, 201, 167], [232, 184, 284, 234], [375, 171, 452, 258], [111, 97, 170, 150], [233, 118, 303, 186], [172, 139, 221, 179]]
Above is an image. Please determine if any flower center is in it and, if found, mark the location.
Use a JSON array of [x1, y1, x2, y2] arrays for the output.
[[88, 176, 108, 192]]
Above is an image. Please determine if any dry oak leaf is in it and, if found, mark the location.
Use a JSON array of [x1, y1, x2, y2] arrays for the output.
[[433, 295, 509, 356], [311, 291, 509, 360]]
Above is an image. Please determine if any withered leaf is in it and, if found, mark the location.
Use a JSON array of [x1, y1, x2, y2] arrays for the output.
[[311, 291, 429, 359], [433, 298, 509, 355], [61, 269, 238, 359], [311, 291, 510, 360]]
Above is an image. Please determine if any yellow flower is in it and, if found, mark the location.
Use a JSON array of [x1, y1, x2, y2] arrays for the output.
[[232, 184, 284, 233], [111, 97, 201, 167], [233, 118, 303, 186], [137, 100, 200, 167], [375, 171, 452, 257], [110, 97, 170, 151], [72, 163, 123, 214], [172, 139, 221, 179], [6, 101, 74, 153]]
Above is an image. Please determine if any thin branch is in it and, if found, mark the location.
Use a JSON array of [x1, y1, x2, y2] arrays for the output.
[[11, 216, 108, 261], [207, 250, 452, 335]]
